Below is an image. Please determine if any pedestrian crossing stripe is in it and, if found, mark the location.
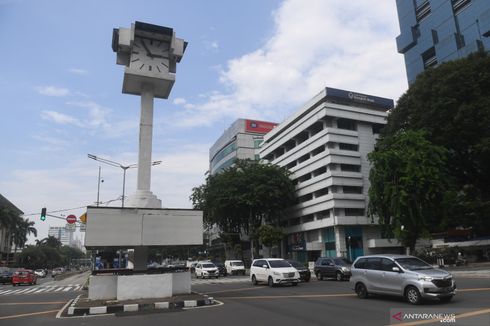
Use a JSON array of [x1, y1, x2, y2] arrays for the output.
[[0, 285, 81, 296], [192, 277, 249, 285]]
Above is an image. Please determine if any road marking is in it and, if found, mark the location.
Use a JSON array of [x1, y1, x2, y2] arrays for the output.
[[0, 290, 15, 295], [33, 288, 47, 293], [23, 288, 39, 294], [54, 287, 64, 292], [458, 287, 490, 292], [222, 293, 356, 300], [13, 288, 31, 294], [392, 307, 490, 326], [204, 286, 264, 295], [62, 287, 72, 292], [0, 309, 60, 320], [0, 301, 66, 305]]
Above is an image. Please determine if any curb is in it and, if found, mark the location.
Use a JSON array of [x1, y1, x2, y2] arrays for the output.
[[66, 294, 215, 316]]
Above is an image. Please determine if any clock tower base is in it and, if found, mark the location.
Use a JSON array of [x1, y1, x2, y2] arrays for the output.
[[125, 190, 162, 209]]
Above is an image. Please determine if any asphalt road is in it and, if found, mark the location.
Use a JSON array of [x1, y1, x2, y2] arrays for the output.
[[1, 275, 489, 326]]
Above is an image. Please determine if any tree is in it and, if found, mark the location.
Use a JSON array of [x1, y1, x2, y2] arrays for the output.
[[36, 236, 62, 249], [191, 159, 296, 260], [384, 52, 490, 233], [368, 130, 453, 252], [258, 224, 285, 257]]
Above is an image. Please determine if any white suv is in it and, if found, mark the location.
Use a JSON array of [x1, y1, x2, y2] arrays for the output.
[[250, 258, 300, 287], [194, 262, 219, 279]]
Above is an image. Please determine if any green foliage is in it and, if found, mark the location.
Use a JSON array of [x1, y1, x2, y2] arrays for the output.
[[191, 159, 296, 232], [0, 206, 37, 252], [190, 159, 296, 256], [258, 224, 285, 248], [368, 130, 453, 250], [16, 243, 86, 269], [384, 52, 490, 232]]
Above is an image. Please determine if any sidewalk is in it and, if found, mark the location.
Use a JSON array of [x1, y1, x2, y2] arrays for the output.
[[443, 262, 490, 278]]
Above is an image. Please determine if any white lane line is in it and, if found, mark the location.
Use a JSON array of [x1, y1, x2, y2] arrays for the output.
[[0, 290, 13, 295], [54, 287, 65, 292], [73, 285, 81, 291], [33, 288, 47, 293], [62, 287, 72, 292], [22, 288, 39, 294], [12, 288, 30, 294]]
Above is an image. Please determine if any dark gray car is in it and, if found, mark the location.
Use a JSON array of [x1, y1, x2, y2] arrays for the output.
[[314, 257, 351, 281]]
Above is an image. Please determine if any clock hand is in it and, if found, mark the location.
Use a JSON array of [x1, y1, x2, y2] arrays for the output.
[[141, 39, 153, 57]]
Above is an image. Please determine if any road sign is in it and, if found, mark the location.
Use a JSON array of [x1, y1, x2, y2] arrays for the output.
[[66, 214, 77, 224], [65, 223, 76, 232]]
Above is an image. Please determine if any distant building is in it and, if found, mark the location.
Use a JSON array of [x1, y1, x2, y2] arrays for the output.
[[48, 226, 73, 247], [209, 118, 277, 175], [260, 87, 401, 262], [0, 194, 23, 266], [396, 0, 490, 83]]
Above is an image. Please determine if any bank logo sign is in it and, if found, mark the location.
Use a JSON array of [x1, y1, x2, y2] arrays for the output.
[[325, 87, 394, 110]]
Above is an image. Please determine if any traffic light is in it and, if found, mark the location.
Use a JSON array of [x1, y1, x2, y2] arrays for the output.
[[41, 207, 46, 221]]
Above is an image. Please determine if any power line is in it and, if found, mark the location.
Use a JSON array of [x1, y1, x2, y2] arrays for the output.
[[21, 197, 123, 217]]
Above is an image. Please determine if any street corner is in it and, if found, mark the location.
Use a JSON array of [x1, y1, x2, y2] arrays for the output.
[[58, 292, 218, 318]]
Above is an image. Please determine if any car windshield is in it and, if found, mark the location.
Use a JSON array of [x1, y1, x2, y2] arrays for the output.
[[395, 257, 432, 271], [287, 261, 304, 268], [202, 263, 215, 268], [333, 258, 351, 266], [268, 260, 291, 268], [231, 262, 244, 266]]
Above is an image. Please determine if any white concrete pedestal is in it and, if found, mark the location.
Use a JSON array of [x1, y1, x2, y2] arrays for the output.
[[88, 272, 191, 301], [125, 190, 162, 209]]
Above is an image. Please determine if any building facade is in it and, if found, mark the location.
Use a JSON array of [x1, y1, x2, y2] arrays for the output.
[[396, 0, 490, 84], [260, 87, 402, 262], [209, 119, 277, 175], [48, 226, 73, 247], [0, 194, 23, 266]]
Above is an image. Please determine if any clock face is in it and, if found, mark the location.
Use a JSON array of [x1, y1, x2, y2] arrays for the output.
[[130, 36, 170, 74]]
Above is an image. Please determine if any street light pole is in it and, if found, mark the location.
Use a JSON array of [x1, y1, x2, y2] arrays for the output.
[[87, 154, 161, 208], [97, 166, 101, 207]]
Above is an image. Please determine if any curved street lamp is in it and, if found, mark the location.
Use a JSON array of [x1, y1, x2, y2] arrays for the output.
[[87, 154, 162, 207]]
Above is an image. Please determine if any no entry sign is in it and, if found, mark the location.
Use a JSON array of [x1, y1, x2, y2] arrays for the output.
[[66, 214, 77, 224]]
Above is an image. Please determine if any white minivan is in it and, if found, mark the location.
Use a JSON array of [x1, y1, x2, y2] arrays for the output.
[[224, 260, 246, 275], [250, 258, 300, 287]]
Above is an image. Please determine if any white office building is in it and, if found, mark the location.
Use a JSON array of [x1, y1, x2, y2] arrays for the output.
[[260, 87, 403, 262], [48, 226, 73, 247]]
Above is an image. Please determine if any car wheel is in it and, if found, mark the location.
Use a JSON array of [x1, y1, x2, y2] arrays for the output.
[[439, 296, 453, 303], [405, 286, 422, 305], [195, 272, 199, 279], [201, 272, 204, 279], [251, 275, 258, 285], [355, 283, 368, 299], [336, 271, 343, 281], [316, 272, 323, 281], [268, 276, 275, 287]]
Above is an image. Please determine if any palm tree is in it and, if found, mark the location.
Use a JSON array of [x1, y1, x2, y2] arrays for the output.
[[0, 207, 18, 262]]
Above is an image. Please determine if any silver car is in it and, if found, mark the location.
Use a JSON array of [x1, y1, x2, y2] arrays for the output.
[[350, 254, 456, 304]]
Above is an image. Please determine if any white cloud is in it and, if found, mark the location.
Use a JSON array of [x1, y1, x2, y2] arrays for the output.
[[173, 0, 407, 127], [41, 110, 83, 126], [211, 41, 219, 49], [36, 86, 70, 97], [66, 101, 111, 129], [68, 68, 88, 75], [173, 98, 187, 105]]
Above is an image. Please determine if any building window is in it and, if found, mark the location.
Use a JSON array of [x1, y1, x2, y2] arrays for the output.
[[254, 154, 260, 161], [254, 139, 263, 149], [312, 145, 326, 156], [422, 47, 437, 69], [452, 0, 471, 15], [298, 193, 313, 203], [297, 153, 310, 164], [211, 141, 236, 167], [343, 186, 363, 194], [317, 209, 330, 219], [314, 188, 329, 198], [286, 160, 297, 169], [302, 214, 314, 223], [372, 123, 384, 135], [344, 208, 365, 216], [298, 173, 312, 183], [455, 33, 465, 49], [340, 164, 361, 172], [339, 143, 359, 151], [337, 118, 357, 131], [415, 0, 431, 22], [312, 166, 327, 177]]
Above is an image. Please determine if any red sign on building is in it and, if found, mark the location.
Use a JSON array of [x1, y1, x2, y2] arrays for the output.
[[244, 119, 277, 134]]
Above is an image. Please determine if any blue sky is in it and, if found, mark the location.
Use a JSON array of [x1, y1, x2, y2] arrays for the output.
[[0, 0, 408, 242]]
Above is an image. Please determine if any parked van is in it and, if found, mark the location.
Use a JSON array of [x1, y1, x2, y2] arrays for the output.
[[224, 260, 246, 275]]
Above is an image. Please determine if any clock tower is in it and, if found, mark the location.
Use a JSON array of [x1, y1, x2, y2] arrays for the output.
[[112, 21, 187, 208]]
